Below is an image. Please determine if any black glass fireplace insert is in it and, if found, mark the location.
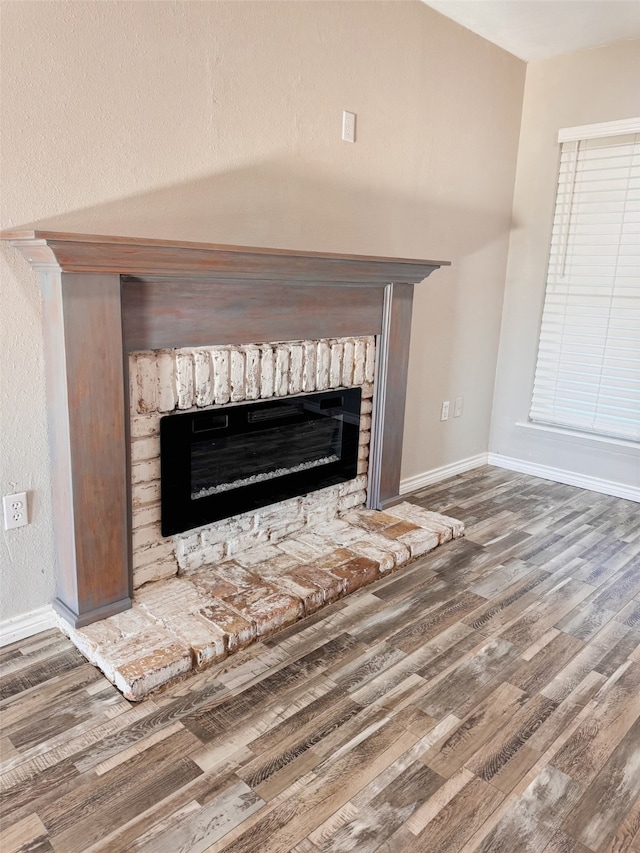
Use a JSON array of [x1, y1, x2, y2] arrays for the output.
[[160, 388, 362, 536]]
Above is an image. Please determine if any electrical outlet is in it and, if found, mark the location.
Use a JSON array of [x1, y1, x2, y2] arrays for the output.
[[454, 396, 464, 418], [440, 401, 450, 421], [342, 110, 356, 143], [3, 492, 28, 530]]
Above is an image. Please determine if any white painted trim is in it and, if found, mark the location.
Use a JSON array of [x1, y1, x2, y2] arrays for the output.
[[399, 453, 489, 494], [558, 117, 640, 142], [516, 421, 639, 450], [487, 453, 640, 503], [0, 604, 57, 648]]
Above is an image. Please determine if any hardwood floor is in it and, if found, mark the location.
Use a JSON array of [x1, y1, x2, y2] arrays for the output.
[[1, 467, 639, 853]]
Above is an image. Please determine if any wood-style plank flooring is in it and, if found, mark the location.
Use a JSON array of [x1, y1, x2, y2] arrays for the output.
[[2, 467, 640, 853]]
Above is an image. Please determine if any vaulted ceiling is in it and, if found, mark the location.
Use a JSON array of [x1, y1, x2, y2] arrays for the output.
[[422, 1, 640, 61]]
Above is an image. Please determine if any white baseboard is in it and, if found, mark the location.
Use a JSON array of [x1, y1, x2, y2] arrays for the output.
[[487, 453, 640, 503], [0, 604, 57, 648], [399, 453, 489, 495]]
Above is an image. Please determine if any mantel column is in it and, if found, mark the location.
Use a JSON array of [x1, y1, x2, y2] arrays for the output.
[[368, 282, 414, 510], [41, 271, 131, 626]]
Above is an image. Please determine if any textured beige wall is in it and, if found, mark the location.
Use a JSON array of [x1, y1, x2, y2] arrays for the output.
[[490, 40, 640, 485], [0, 0, 524, 620]]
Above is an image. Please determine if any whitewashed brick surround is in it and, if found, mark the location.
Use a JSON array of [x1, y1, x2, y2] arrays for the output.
[[129, 337, 376, 589]]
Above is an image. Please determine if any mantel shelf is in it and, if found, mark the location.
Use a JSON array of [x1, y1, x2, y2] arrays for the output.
[[2, 229, 449, 283]]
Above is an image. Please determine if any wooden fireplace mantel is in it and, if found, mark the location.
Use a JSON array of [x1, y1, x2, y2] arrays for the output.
[[3, 230, 449, 627], [3, 229, 448, 282]]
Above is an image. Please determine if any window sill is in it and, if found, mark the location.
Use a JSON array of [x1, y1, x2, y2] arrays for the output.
[[515, 421, 639, 450]]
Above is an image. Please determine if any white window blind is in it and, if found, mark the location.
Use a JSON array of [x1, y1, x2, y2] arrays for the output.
[[529, 121, 640, 442]]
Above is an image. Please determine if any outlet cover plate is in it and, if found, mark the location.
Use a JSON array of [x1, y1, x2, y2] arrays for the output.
[[3, 492, 28, 530]]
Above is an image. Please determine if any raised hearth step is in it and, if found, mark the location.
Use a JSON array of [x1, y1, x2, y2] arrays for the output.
[[57, 502, 464, 700]]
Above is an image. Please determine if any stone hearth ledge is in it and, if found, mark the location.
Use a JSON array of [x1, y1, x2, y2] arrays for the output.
[[57, 502, 464, 700]]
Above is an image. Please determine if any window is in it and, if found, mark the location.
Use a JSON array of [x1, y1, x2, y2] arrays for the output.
[[529, 118, 640, 442]]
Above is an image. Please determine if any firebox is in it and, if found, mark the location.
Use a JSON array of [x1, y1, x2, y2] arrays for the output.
[[160, 388, 362, 536]]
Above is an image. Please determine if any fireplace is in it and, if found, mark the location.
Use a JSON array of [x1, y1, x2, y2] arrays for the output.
[[129, 336, 375, 587], [2, 230, 456, 697], [160, 387, 361, 535], [1, 230, 449, 629]]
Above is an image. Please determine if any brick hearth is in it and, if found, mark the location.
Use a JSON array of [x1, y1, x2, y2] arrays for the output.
[[58, 502, 464, 699], [59, 331, 467, 702]]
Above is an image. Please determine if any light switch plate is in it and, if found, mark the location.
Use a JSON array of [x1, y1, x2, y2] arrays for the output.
[[342, 110, 356, 143]]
